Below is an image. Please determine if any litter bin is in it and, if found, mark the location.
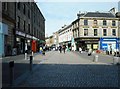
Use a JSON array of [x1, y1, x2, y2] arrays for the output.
[[93, 55, 98, 62], [12, 48, 17, 56], [113, 57, 119, 65]]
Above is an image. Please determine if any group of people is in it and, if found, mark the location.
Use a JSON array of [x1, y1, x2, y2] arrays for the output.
[[59, 45, 66, 53]]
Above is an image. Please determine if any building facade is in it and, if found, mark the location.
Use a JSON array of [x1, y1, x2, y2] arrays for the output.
[[2, 2, 16, 56], [1, 2, 45, 56], [53, 31, 59, 48], [72, 12, 119, 52], [58, 24, 73, 50], [45, 35, 54, 47]]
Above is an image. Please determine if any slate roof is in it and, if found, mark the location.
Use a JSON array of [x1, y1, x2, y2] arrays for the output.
[[84, 12, 115, 18]]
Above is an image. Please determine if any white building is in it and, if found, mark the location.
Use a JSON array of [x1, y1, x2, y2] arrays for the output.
[[58, 24, 73, 50]]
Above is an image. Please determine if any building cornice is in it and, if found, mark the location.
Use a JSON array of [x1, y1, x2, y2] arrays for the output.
[[80, 17, 119, 20]]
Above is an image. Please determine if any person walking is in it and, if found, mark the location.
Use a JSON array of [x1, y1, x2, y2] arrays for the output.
[[79, 47, 82, 53], [42, 45, 46, 56], [59, 45, 62, 53], [63, 45, 66, 54]]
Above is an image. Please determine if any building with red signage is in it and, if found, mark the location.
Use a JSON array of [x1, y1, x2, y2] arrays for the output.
[[1, 2, 45, 56]]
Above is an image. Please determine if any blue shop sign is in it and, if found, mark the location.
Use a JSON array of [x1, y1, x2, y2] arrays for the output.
[[0, 22, 8, 35], [100, 38, 119, 50]]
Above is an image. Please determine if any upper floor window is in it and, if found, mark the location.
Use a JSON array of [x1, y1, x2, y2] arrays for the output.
[[112, 20, 116, 26], [3, 2, 8, 11], [103, 20, 107, 26], [24, 21, 25, 31], [94, 20, 97, 25], [17, 16, 20, 29], [28, 24, 30, 33], [94, 29, 97, 36], [103, 29, 107, 36], [84, 29, 88, 36], [112, 29, 116, 36], [84, 19, 88, 25], [17, 2, 20, 10], [23, 4, 26, 14], [28, 9, 30, 19]]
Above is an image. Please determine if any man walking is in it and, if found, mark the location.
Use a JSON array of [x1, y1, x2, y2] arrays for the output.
[[63, 45, 66, 54], [59, 45, 62, 53]]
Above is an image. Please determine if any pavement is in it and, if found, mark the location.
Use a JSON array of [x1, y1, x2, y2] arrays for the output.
[[2, 50, 118, 88], [2, 52, 48, 87]]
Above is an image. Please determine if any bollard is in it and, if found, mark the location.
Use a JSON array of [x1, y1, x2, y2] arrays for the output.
[[93, 55, 98, 62], [30, 56, 33, 71], [9, 61, 14, 86], [32, 51, 34, 57], [25, 52, 27, 60], [113, 56, 119, 65]]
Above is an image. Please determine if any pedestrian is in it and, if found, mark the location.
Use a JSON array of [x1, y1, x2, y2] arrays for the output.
[[59, 45, 62, 53], [63, 45, 66, 53], [79, 47, 82, 53], [42, 46, 46, 55], [88, 48, 92, 56]]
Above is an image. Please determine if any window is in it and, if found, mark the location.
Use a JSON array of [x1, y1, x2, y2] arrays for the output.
[[94, 29, 97, 36], [28, 9, 30, 19], [84, 19, 88, 25], [24, 21, 25, 31], [28, 24, 30, 33], [94, 20, 97, 25], [103, 20, 107, 26], [17, 2, 20, 10], [112, 21, 116, 26], [84, 29, 88, 36], [112, 29, 116, 36], [3, 2, 8, 11], [78, 29, 79, 37], [103, 29, 107, 36], [23, 4, 26, 14], [17, 16, 20, 28]]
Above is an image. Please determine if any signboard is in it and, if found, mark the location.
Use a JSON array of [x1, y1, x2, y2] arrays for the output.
[[0, 22, 8, 35], [16, 31, 25, 37]]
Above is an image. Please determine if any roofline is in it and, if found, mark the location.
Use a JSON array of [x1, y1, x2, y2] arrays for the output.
[[58, 24, 72, 33], [80, 17, 119, 20]]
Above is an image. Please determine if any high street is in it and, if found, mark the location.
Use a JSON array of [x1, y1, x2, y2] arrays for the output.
[[2, 51, 119, 88]]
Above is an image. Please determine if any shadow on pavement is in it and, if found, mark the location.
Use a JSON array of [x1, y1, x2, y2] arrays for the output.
[[2, 63, 119, 88], [2, 62, 38, 87]]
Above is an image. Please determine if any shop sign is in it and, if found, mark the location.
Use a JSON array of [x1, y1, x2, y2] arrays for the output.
[[26, 34, 32, 39], [16, 31, 25, 37], [0, 22, 8, 35], [81, 38, 99, 41]]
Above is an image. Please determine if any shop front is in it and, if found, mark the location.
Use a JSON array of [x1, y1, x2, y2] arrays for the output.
[[75, 38, 99, 51], [16, 30, 33, 54], [100, 38, 119, 53], [0, 22, 8, 57]]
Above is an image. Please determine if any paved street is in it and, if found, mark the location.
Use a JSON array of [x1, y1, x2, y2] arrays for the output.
[[2, 51, 118, 88]]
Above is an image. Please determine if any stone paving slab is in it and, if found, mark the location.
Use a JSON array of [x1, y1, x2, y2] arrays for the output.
[[17, 64, 119, 87], [13, 51, 119, 87]]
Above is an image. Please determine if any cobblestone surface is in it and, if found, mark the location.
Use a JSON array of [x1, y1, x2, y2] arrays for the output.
[[15, 51, 119, 87], [18, 64, 119, 87]]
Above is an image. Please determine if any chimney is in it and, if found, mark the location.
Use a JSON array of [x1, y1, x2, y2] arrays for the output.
[[77, 11, 81, 18], [109, 7, 116, 15]]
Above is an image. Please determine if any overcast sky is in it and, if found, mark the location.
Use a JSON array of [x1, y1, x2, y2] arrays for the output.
[[36, 1, 119, 37]]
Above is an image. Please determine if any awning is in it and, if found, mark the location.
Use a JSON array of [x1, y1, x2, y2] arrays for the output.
[[38, 40, 45, 43]]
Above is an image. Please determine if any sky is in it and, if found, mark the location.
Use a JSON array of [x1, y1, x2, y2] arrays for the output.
[[36, 1, 119, 37]]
